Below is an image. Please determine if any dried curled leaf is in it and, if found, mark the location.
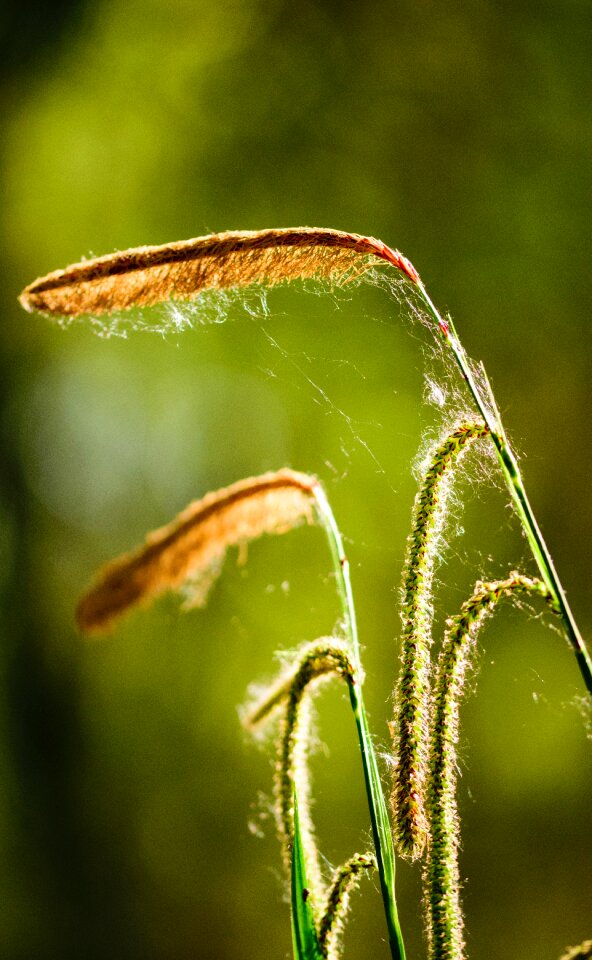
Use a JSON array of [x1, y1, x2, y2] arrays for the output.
[[19, 226, 420, 317], [76, 469, 318, 635]]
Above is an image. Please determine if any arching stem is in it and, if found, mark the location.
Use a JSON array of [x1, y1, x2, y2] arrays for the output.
[[416, 282, 592, 697]]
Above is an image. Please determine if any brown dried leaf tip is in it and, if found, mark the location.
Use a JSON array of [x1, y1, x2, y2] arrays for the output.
[[19, 226, 421, 317], [76, 469, 319, 635]]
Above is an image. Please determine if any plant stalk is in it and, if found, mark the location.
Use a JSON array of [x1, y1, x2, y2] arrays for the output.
[[416, 283, 592, 698], [312, 484, 407, 960]]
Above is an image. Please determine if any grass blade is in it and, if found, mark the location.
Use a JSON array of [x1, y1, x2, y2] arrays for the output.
[[416, 282, 592, 697], [311, 485, 406, 960], [291, 794, 324, 960], [350, 683, 407, 960]]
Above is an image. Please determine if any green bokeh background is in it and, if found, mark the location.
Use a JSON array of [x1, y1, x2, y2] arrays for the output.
[[1, 2, 591, 958]]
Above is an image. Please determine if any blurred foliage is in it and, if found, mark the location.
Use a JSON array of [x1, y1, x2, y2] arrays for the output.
[[0, 1, 591, 958]]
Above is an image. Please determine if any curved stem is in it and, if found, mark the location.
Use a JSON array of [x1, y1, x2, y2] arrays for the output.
[[392, 420, 488, 860], [318, 852, 376, 958], [426, 573, 552, 960]]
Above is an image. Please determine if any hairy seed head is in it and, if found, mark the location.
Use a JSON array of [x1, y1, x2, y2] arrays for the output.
[[77, 469, 318, 635], [19, 227, 420, 317], [391, 421, 489, 860], [318, 852, 376, 959], [246, 638, 355, 909], [425, 573, 553, 960]]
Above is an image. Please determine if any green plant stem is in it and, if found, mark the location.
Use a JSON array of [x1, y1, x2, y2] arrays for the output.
[[292, 793, 324, 960], [416, 282, 592, 698], [311, 484, 407, 960]]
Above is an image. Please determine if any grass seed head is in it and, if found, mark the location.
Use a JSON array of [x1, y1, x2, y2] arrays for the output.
[[425, 573, 553, 960], [19, 227, 420, 318], [77, 469, 318, 635], [391, 421, 489, 861]]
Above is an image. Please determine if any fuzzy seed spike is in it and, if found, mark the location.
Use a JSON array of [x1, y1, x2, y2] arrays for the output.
[[251, 639, 355, 911], [425, 573, 554, 960], [19, 227, 420, 318], [391, 421, 489, 861], [318, 852, 376, 959], [76, 469, 318, 635], [243, 638, 357, 733]]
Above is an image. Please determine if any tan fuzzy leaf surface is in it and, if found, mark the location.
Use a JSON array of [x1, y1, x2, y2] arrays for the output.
[[20, 227, 420, 317], [77, 469, 319, 635]]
